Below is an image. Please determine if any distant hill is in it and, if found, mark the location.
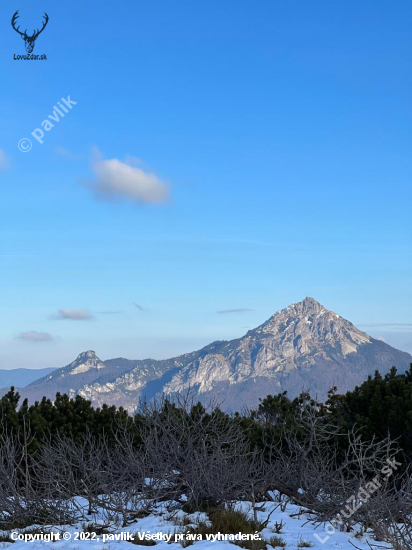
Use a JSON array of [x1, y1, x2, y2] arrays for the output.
[[13, 298, 412, 411], [0, 368, 56, 391]]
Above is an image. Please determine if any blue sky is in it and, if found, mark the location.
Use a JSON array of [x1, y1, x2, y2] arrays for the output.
[[1, 0, 411, 369]]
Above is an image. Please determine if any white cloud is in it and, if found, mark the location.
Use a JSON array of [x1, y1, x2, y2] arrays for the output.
[[84, 148, 170, 205], [124, 155, 143, 166], [16, 331, 55, 343], [0, 149, 10, 170], [53, 309, 94, 321]]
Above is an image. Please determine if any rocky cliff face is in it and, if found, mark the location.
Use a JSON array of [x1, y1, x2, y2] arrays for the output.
[[161, 297, 373, 395], [254, 297, 371, 359], [17, 298, 412, 411], [65, 350, 106, 375]]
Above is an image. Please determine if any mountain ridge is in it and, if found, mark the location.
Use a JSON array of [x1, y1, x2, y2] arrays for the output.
[[11, 298, 412, 411]]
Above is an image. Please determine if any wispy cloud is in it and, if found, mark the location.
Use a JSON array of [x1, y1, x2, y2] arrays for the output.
[[217, 308, 255, 314], [55, 146, 75, 159], [358, 322, 412, 328], [0, 149, 10, 170], [52, 309, 94, 321], [84, 148, 170, 205], [133, 303, 147, 312], [16, 331, 55, 343]]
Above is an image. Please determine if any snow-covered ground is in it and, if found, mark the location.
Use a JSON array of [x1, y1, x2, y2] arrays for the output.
[[1, 495, 394, 550]]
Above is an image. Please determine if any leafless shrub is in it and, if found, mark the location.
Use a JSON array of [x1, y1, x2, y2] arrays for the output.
[[37, 430, 106, 520], [366, 472, 412, 550], [0, 428, 75, 527], [96, 429, 164, 527], [0, 394, 410, 539], [259, 402, 401, 532], [138, 395, 262, 509]]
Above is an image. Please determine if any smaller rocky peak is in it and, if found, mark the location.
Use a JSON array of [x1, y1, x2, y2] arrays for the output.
[[68, 350, 105, 375]]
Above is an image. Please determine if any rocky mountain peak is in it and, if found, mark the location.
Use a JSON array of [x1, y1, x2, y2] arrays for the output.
[[68, 350, 105, 375], [252, 297, 370, 359], [295, 296, 323, 313], [276, 296, 328, 318], [76, 350, 98, 360], [255, 297, 327, 332]]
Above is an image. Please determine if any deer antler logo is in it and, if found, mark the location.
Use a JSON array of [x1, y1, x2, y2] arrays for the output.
[[11, 11, 49, 54]]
